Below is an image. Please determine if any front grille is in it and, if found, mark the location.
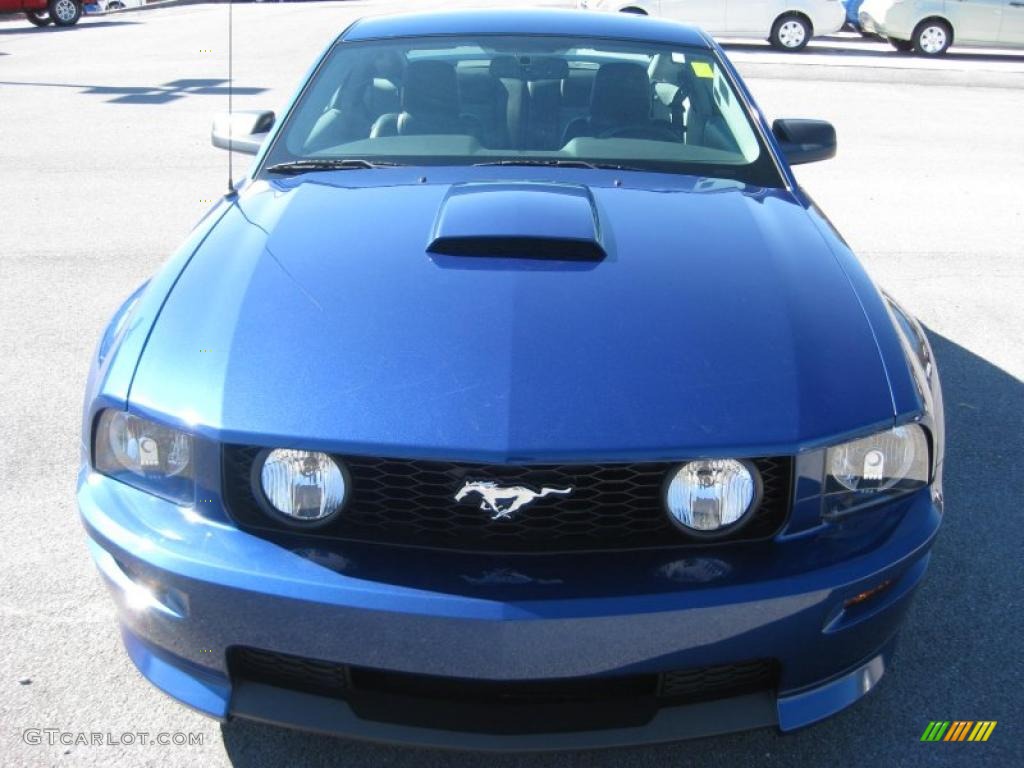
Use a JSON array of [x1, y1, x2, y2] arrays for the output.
[[658, 660, 779, 702], [223, 447, 791, 552], [230, 646, 350, 699], [230, 647, 778, 734]]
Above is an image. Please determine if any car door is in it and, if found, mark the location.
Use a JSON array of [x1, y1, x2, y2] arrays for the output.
[[726, 0, 776, 36], [946, 0, 1005, 44], [659, 0, 728, 34], [1000, 0, 1024, 44]]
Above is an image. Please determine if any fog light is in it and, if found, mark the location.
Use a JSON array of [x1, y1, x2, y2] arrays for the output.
[[666, 459, 757, 535], [259, 449, 347, 524]]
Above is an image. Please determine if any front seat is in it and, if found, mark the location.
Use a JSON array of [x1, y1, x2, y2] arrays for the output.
[[648, 53, 682, 124], [371, 60, 481, 139], [304, 53, 405, 151], [678, 63, 737, 153], [562, 62, 676, 145]]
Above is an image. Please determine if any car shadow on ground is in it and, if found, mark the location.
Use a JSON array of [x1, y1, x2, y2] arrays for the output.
[[218, 330, 1021, 768], [0, 77, 266, 103], [0, 19, 140, 35], [722, 36, 1024, 63]]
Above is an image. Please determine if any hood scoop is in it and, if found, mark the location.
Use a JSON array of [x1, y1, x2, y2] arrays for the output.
[[427, 182, 606, 261]]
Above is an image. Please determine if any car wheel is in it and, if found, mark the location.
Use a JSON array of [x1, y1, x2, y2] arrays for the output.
[[770, 14, 811, 52], [890, 38, 914, 52], [48, 0, 81, 26], [108, 1, 124, 7], [25, 10, 52, 25], [912, 19, 951, 56]]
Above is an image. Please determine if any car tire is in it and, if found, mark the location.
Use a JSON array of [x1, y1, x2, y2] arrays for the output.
[[25, 10, 52, 25], [770, 14, 811, 52], [890, 38, 914, 52], [48, 0, 81, 27], [108, 1, 124, 8], [912, 19, 951, 56]]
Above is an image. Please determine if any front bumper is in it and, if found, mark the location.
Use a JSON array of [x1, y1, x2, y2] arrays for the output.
[[79, 470, 940, 748]]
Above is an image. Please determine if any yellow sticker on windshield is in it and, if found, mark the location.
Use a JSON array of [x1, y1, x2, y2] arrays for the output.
[[691, 61, 714, 79]]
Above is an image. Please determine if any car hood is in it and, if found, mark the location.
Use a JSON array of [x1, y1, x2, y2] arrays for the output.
[[129, 173, 899, 460]]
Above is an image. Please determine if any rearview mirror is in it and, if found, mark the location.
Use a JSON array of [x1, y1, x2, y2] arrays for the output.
[[211, 110, 275, 155], [772, 119, 836, 166]]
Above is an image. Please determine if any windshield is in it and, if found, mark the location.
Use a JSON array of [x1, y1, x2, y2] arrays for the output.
[[262, 34, 781, 186]]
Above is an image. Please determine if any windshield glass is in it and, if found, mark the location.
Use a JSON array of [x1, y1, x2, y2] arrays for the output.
[[262, 34, 781, 186]]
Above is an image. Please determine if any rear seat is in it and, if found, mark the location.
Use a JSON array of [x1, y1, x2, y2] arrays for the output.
[[559, 69, 594, 144], [524, 67, 594, 150], [526, 79, 561, 150]]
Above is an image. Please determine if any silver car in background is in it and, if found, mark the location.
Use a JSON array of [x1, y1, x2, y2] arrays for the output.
[[577, 0, 847, 51], [860, 0, 1024, 54]]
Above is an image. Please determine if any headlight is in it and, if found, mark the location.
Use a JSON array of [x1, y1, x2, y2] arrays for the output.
[[666, 459, 757, 535], [825, 424, 929, 515], [93, 410, 194, 504], [259, 449, 347, 525]]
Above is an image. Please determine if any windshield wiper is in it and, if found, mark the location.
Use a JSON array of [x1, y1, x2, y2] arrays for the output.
[[473, 159, 643, 172], [266, 159, 403, 175]]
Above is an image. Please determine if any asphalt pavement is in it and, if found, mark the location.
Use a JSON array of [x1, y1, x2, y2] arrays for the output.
[[1, 3, 1022, 767]]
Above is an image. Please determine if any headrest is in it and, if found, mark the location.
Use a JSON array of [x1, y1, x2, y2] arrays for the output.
[[590, 62, 652, 125], [372, 50, 406, 82], [648, 53, 682, 83], [490, 56, 570, 81], [524, 57, 569, 81], [402, 60, 459, 115]]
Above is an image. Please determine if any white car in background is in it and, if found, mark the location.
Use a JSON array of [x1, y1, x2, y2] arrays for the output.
[[84, 0, 144, 11], [859, 0, 1024, 55], [577, 0, 847, 50]]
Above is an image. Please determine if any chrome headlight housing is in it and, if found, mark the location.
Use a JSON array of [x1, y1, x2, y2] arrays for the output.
[[665, 459, 759, 536], [258, 449, 348, 526], [93, 410, 195, 504], [824, 424, 930, 516]]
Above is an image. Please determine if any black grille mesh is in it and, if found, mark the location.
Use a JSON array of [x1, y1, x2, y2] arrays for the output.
[[231, 646, 349, 698], [230, 646, 778, 711], [658, 659, 779, 701], [223, 447, 791, 552]]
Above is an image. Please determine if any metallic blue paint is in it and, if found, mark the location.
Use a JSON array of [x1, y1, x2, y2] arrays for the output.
[[79, 8, 944, 746], [428, 182, 606, 260], [126, 169, 902, 461], [80, 467, 939, 739]]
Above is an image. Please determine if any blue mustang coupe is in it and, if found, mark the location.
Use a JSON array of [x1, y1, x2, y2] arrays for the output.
[[79, 9, 944, 748]]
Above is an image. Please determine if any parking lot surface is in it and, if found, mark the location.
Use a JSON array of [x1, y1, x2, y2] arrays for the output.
[[1, 3, 1022, 766]]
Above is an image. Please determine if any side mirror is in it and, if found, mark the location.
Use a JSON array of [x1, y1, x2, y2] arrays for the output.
[[211, 110, 275, 155], [772, 119, 836, 166]]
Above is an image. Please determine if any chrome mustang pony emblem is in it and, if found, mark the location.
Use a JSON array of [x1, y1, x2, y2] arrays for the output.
[[454, 480, 572, 520]]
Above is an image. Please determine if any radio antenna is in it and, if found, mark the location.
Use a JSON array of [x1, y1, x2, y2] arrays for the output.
[[226, 0, 235, 196]]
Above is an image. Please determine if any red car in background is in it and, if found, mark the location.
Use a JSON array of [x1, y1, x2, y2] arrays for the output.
[[2, 0, 84, 26]]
